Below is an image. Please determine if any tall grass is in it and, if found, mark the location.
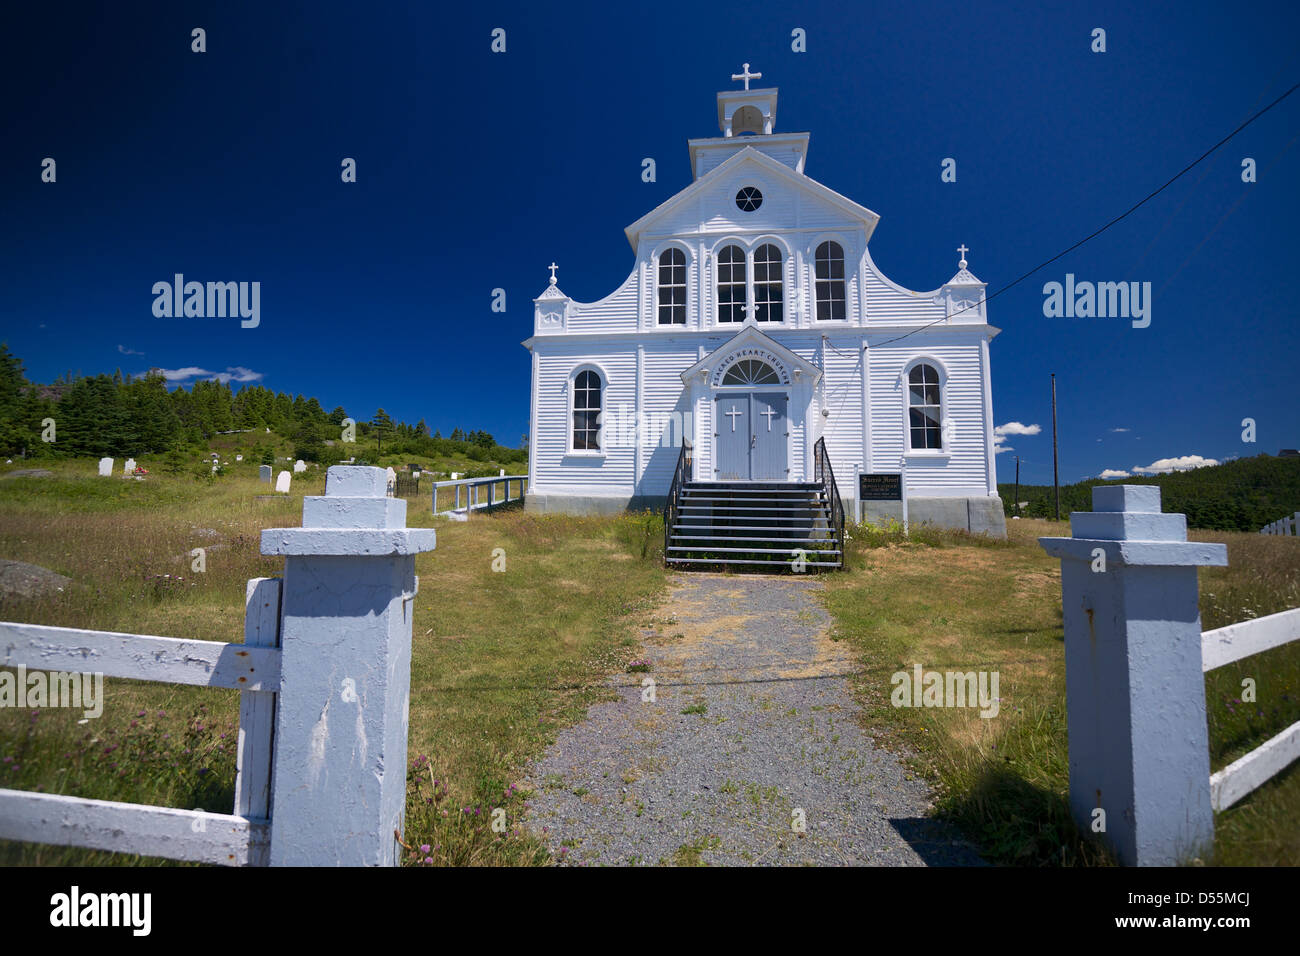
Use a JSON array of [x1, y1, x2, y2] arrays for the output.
[[824, 517, 1300, 866], [0, 460, 667, 865]]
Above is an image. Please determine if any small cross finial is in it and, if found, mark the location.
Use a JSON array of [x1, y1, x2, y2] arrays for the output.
[[731, 62, 762, 91], [548, 262, 558, 285], [957, 244, 969, 270]]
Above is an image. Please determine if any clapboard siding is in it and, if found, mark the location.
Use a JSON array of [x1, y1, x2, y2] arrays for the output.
[[533, 344, 637, 493], [866, 342, 989, 496], [863, 268, 945, 323], [695, 142, 804, 178], [637, 343, 698, 493], [565, 274, 640, 334], [817, 342, 866, 481]]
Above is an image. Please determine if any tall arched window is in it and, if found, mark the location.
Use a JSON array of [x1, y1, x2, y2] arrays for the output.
[[815, 241, 846, 320], [572, 370, 602, 451], [657, 248, 686, 325], [717, 245, 747, 323], [908, 364, 942, 450], [753, 244, 783, 322]]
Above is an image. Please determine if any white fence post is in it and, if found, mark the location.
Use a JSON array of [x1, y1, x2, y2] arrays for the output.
[[260, 465, 436, 865], [1039, 485, 1227, 866]]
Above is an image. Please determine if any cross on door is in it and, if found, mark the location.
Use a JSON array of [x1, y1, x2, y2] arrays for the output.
[[724, 405, 743, 432], [760, 407, 776, 431]]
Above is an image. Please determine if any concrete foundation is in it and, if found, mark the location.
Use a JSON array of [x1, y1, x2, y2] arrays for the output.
[[527, 489, 1007, 537], [857, 495, 1007, 538]]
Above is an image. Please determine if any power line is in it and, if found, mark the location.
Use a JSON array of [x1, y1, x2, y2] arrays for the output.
[[866, 79, 1300, 350]]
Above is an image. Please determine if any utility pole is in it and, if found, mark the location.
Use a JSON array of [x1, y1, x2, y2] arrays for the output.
[[1014, 455, 1020, 518], [1051, 373, 1060, 522]]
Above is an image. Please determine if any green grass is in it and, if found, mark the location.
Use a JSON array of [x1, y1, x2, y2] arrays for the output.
[[0, 459, 668, 865], [823, 517, 1300, 866]]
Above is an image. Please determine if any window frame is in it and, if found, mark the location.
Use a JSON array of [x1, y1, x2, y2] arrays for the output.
[[902, 360, 947, 456], [569, 367, 604, 454], [752, 243, 783, 323], [716, 244, 748, 324], [814, 240, 847, 321], [656, 246, 688, 326]]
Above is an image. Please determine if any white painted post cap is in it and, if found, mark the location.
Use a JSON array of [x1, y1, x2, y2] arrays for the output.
[[324, 465, 388, 497]]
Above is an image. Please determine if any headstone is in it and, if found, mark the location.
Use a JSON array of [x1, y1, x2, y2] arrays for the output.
[[450, 472, 458, 481], [98, 457, 114, 477], [275, 471, 291, 493], [236, 454, 243, 462], [412, 470, 420, 480], [294, 459, 307, 473], [500, 469, 506, 477], [123, 458, 137, 475], [260, 464, 273, 483]]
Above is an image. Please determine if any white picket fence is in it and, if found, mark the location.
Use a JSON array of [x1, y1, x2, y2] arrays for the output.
[[0, 466, 435, 866], [432, 472, 527, 516], [1259, 511, 1299, 535], [1041, 484, 1300, 865]]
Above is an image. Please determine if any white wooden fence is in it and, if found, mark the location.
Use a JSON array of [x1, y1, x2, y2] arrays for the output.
[[1259, 511, 1299, 535], [1203, 607, 1300, 810], [0, 466, 435, 866], [432, 472, 527, 516], [1041, 484, 1299, 865]]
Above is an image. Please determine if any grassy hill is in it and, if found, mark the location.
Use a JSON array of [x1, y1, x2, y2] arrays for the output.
[[999, 454, 1300, 531]]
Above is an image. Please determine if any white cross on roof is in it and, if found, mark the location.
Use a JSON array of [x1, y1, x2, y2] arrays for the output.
[[548, 262, 558, 285], [731, 63, 762, 90]]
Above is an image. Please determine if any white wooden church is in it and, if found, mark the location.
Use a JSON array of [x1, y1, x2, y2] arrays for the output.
[[523, 66, 1005, 550]]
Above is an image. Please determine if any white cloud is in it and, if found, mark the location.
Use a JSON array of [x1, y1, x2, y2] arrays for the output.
[[996, 422, 1041, 438], [1099, 469, 1130, 479], [1131, 454, 1219, 475], [992, 421, 1041, 454], [117, 344, 145, 356], [152, 366, 264, 385], [1108, 427, 1130, 433]]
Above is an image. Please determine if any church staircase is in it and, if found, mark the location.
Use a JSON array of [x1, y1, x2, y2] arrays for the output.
[[663, 438, 845, 572]]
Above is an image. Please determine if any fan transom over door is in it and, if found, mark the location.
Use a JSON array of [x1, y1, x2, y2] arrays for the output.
[[713, 393, 787, 480]]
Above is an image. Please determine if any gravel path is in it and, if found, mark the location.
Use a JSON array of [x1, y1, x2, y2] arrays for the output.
[[521, 573, 984, 866]]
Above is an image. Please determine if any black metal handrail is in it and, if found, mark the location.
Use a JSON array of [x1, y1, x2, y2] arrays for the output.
[[813, 437, 845, 567], [663, 438, 691, 562]]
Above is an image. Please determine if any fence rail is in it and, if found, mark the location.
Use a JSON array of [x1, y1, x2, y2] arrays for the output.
[[0, 622, 280, 690], [1260, 511, 1299, 535], [1202, 607, 1300, 811], [432, 473, 527, 516]]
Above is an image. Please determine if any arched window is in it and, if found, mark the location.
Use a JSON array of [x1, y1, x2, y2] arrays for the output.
[[572, 370, 602, 451], [907, 364, 942, 450], [657, 248, 686, 325], [721, 359, 781, 385], [815, 241, 846, 320], [717, 245, 747, 323], [753, 244, 783, 322]]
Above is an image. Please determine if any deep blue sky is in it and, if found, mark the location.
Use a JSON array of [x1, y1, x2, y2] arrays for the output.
[[2, 1, 1297, 483]]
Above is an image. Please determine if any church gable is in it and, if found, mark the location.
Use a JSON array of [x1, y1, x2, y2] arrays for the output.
[[625, 149, 879, 251]]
